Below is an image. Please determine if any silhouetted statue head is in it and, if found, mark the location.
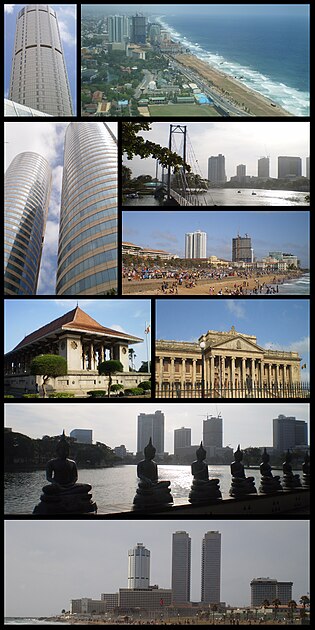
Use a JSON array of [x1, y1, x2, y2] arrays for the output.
[[55, 430, 70, 459], [196, 441, 207, 462], [234, 444, 243, 462], [144, 437, 156, 461]]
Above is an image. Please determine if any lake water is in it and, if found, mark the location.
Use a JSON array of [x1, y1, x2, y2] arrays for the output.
[[4, 464, 289, 515], [124, 190, 309, 207]]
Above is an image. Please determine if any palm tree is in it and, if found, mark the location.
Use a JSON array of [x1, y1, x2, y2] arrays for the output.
[[300, 595, 310, 609], [211, 603, 218, 624], [287, 600, 297, 621], [272, 598, 281, 620]]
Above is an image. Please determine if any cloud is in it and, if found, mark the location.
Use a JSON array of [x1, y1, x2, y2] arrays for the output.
[[4, 5, 15, 13], [58, 19, 76, 46], [226, 300, 246, 319], [151, 230, 178, 243], [263, 336, 310, 354]]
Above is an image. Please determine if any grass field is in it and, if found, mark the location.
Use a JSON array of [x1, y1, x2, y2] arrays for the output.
[[148, 104, 220, 116]]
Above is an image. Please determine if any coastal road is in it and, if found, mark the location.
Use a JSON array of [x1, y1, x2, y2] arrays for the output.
[[134, 69, 154, 100]]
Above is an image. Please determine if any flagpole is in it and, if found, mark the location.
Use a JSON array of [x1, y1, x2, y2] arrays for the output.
[[145, 321, 150, 372]]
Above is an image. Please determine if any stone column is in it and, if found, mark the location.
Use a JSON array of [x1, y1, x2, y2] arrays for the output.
[[288, 363, 293, 385], [210, 355, 215, 390], [231, 356, 235, 394], [251, 358, 256, 384], [275, 363, 280, 384], [192, 359, 196, 388], [159, 356, 164, 388], [170, 357, 175, 384], [220, 356, 225, 391], [242, 357, 246, 388], [260, 360, 265, 387], [181, 358, 186, 390]]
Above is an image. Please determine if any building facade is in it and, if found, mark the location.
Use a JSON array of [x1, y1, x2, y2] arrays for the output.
[[108, 15, 130, 43], [128, 543, 150, 589], [118, 588, 172, 611], [258, 157, 270, 178], [201, 531, 221, 604], [137, 410, 165, 456], [232, 235, 253, 263], [56, 122, 117, 296], [155, 326, 302, 398], [278, 157, 302, 179], [174, 428, 191, 451], [172, 531, 191, 604], [208, 154, 226, 184], [273, 414, 308, 452], [69, 429, 93, 444], [131, 15, 147, 44], [4, 152, 52, 295], [4, 98, 52, 117], [203, 416, 223, 448], [185, 231, 207, 259], [9, 5, 73, 116], [236, 164, 246, 182], [250, 578, 293, 606]]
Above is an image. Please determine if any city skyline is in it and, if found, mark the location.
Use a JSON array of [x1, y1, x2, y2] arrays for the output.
[[5, 520, 309, 616], [4, 122, 117, 295], [123, 122, 310, 181], [4, 403, 309, 454], [122, 211, 310, 268], [4, 4, 77, 115]]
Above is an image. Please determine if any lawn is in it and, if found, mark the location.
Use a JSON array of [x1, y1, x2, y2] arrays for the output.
[[148, 104, 221, 116]]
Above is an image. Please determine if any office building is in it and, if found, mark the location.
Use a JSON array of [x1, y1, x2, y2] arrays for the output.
[[250, 578, 293, 606], [128, 543, 150, 589], [131, 15, 147, 44], [201, 531, 221, 604], [278, 157, 302, 179], [4, 152, 52, 295], [137, 410, 165, 456], [174, 427, 191, 451], [232, 234, 253, 263], [149, 23, 161, 45], [258, 157, 270, 178], [70, 429, 93, 444], [208, 154, 226, 184], [56, 122, 117, 295], [306, 157, 310, 179], [119, 588, 172, 611], [203, 416, 223, 448], [108, 15, 130, 43], [9, 5, 73, 116], [273, 414, 308, 451], [185, 231, 207, 259], [172, 531, 191, 604], [236, 164, 246, 181]]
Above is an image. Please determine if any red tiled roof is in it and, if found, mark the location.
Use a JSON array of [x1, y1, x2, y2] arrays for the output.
[[11, 307, 142, 352]]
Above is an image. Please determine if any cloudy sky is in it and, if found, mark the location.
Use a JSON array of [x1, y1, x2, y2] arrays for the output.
[[4, 122, 117, 295], [122, 210, 310, 267], [123, 122, 310, 181], [4, 4, 77, 113], [5, 520, 310, 616], [4, 402, 309, 453], [4, 299, 151, 370]]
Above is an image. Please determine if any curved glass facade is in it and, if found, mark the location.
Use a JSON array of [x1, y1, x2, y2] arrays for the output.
[[9, 5, 73, 116], [4, 151, 52, 295], [56, 122, 118, 296]]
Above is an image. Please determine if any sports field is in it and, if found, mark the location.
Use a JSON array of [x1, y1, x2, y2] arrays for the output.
[[148, 104, 220, 116]]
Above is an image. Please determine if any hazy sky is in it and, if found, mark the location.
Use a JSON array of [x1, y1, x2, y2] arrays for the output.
[[4, 299, 151, 370], [5, 520, 310, 616], [156, 299, 310, 382], [4, 122, 117, 295], [82, 4, 309, 18], [4, 4, 77, 113], [122, 210, 310, 267], [123, 122, 310, 181], [4, 402, 309, 453]]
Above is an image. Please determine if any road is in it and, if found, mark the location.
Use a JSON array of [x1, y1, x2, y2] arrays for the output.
[[134, 69, 154, 100]]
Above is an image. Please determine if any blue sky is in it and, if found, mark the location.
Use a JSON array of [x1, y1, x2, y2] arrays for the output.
[[4, 299, 151, 370], [5, 122, 117, 295], [4, 4, 77, 114], [83, 4, 309, 18], [123, 210, 310, 267], [156, 299, 310, 381]]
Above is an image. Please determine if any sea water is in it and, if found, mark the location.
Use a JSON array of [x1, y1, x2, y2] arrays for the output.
[[157, 8, 310, 116]]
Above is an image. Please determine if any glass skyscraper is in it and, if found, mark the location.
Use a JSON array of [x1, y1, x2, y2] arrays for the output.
[[4, 151, 52, 295], [56, 122, 117, 295], [172, 531, 191, 603], [9, 5, 73, 116]]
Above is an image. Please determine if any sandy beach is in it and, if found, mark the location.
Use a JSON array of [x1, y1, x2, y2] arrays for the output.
[[174, 53, 292, 117]]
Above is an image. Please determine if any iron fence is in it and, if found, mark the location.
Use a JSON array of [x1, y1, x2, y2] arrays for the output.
[[156, 382, 310, 399]]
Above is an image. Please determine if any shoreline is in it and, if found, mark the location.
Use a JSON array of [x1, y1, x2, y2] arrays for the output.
[[173, 52, 292, 117]]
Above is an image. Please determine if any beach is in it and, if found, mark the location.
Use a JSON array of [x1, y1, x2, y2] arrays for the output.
[[174, 53, 292, 117]]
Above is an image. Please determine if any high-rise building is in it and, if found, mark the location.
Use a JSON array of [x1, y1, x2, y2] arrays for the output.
[[4, 152, 52, 295], [174, 427, 191, 451], [258, 157, 270, 178], [172, 531, 191, 603], [201, 531, 221, 604], [137, 410, 165, 456], [250, 578, 293, 606], [232, 234, 253, 263], [56, 122, 117, 296], [273, 414, 308, 452], [203, 416, 223, 448], [185, 231, 207, 258], [9, 5, 73, 116], [236, 164, 246, 181], [131, 15, 147, 44], [70, 429, 93, 444], [108, 15, 130, 43], [278, 157, 302, 179], [208, 155, 226, 184], [128, 543, 150, 589], [306, 156, 310, 179], [149, 23, 161, 45]]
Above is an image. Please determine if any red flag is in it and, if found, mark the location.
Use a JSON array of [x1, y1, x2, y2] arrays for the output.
[[160, 598, 164, 606]]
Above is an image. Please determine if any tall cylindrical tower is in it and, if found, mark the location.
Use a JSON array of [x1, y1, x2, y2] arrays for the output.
[[9, 5, 73, 116], [172, 531, 191, 603], [128, 543, 150, 589], [4, 151, 52, 295], [201, 531, 221, 604], [56, 122, 118, 296]]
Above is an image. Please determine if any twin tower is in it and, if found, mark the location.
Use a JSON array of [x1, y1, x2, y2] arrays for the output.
[[4, 123, 118, 296]]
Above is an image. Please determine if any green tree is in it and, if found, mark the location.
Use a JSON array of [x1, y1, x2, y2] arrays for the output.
[[30, 354, 67, 398], [138, 361, 151, 373], [287, 600, 297, 622], [98, 359, 124, 397], [122, 122, 190, 172], [122, 165, 133, 186], [128, 348, 136, 371], [272, 598, 281, 620], [299, 595, 310, 609]]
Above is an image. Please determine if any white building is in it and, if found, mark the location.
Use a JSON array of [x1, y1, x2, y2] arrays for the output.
[[172, 531, 191, 603], [185, 231, 207, 259], [137, 410, 165, 456], [201, 531, 221, 604], [128, 543, 150, 589], [70, 429, 93, 444]]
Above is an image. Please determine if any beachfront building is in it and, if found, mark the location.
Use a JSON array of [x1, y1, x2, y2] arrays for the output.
[[128, 543, 150, 589], [207, 154, 226, 184], [232, 234, 253, 263], [4, 152, 52, 296], [250, 578, 293, 606], [122, 242, 176, 260], [278, 156, 302, 179], [201, 531, 221, 604], [258, 157, 270, 178], [56, 122, 117, 296], [137, 410, 165, 456], [172, 531, 191, 604], [185, 231, 207, 259], [108, 15, 130, 43], [131, 15, 147, 44], [155, 325, 303, 398], [4, 306, 148, 396], [273, 414, 308, 452], [9, 5, 73, 116], [174, 427, 191, 450], [236, 164, 246, 183]]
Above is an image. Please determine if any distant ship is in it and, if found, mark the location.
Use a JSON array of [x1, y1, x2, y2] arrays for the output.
[[251, 192, 257, 195]]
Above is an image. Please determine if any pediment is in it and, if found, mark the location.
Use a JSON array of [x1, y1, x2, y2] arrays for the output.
[[209, 335, 264, 354]]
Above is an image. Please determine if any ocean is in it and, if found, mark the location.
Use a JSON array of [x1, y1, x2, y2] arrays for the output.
[[4, 620, 69, 626], [157, 9, 310, 116], [124, 189, 309, 207]]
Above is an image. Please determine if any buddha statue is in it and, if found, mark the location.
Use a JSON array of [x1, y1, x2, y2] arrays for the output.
[[229, 444, 257, 498], [259, 448, 282, 494], [189, 442, 221, 504], [133, 438, 173, 509], [282, 450, 301, 490]]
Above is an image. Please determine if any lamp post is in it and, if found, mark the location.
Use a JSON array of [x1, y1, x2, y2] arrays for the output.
[[200, 340, 206, 398]]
